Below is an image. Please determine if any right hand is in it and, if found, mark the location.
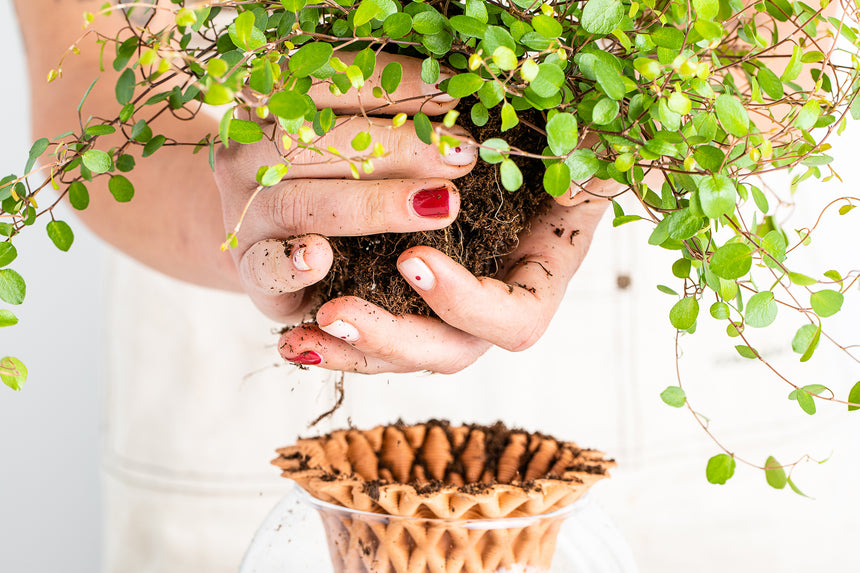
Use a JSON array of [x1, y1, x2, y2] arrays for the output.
[[213, 52, 476, 323]]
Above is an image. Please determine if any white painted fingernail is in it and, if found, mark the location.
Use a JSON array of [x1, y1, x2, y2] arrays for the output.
[[292, 246, 311, 271], [399, 257, 436, 290], [421, 73, 456, 103], [320, 320, 360, 342], [442, 143, 477, 166]]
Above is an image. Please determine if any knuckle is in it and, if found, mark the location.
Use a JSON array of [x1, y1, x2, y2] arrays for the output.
[[267, 182, 306, 232], [506, 321, 546, 353]]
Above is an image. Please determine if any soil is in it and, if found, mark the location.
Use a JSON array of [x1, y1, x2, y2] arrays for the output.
[[315, 99, 550, 316]]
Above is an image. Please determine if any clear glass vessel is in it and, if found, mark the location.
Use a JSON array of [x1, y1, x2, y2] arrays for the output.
[[240, 486, 638, 573]]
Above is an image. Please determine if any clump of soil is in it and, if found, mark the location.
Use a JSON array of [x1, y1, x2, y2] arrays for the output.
[[317, 100, 549, 316]]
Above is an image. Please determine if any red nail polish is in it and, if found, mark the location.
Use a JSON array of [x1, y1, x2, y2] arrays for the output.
[[412, 187, 449, 218], [287, 351, 322, 365]]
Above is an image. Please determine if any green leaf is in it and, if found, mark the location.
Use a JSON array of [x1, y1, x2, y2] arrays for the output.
[[481, 26, 516, 56], [0, 243, 17, 267], [115, 68, 135, 106], [413, 112, 433, 145], [500, 159, 523, 191], [257, 164, 290, 187], [353, 0, 379, 27], [764, 456, 787, 489], [794, 99, 821, 131], [412, 10, 447, 35], [788, 272, 817, 286], [471, 102, 489, 126], [781, 45, 803, 82], [142, 135, 167, 158], [446, 73, 484, 98], [85, 125, 116, 137], [745, 291, 777, 328], [757, 68, 784, 100], [693, 145, 725, 172], [532, 14, 563, 38], [710, 301, 730, 320], [383, 13, 413, 38], [546, 113, 578, 157], [848, 381, 860, 412], [108, 175, 135, 203], [581, 0, 624, 35], [735, 344, 758, 359], [693, 0, 719, 20], [660, 386, 686, 408], [449, 15, 487, 38], [492, 46, 517, 71], [269, 90, 309, 120], [0, 356, 28, 391], [130, 120, 153, 143], [0, 269, 26, 305], [228, 119, 263, 144], [81, 150, 112, 174], [565, 149, 600, 180], [351, 131, 371, 151], [228, 11, 266, 51], [670, 296, 699, 330], [0, 309, 18, 327], [381, 62, 403, 94], [792, 323, 820, 358], [698, 174, 736, 219], [592, 98, 620, 125], [706, 453, 736, 485], [354, 48, 376, 81], [530, 64, 565, 98], [479, 138, 510, 164], [657, 285, 679, 295], [594, 65, 626, 101], [787, 476, 811, 498], [25, 138, 50, 175], [421, 58, 440, 85], [281, 0, 307, 10], [466, 0, 488, 22], [714, 95, 749, 138], [501, 103, 518, 131], [46, 220, 74, 252], [666, 209, 702, 241], [790, 387, 817, 415], [289, 43, 333, 78], [543, 162, 571, 197], [810, 289, 843, 317], [710, 243, 753, 280]]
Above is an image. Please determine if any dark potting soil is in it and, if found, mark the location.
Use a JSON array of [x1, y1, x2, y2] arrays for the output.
[[315, 99, 550, 316]]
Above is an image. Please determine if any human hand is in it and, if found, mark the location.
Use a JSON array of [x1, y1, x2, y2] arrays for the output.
[[213, 52, 476, 323]]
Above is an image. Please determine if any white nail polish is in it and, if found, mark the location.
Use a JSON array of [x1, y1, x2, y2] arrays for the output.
[[292, 247, 311, 271], [421, 73, 456, 103], [442, 143, 477, 166], [320, 320, 360, 342], [399, 257, 436, 290]]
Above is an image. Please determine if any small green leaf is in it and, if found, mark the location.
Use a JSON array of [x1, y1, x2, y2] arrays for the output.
[[354, 48, 376, 81], [710, 243, 753, 280], [108, 175, 135, 203], [581, 0, 624, 35], [471, 102, 489, 126], [25, 138, 50, 175], [351, 131, 372, 151], [660, 386, 686, 408], [745, 291, 777, 328], [781, 45, 803, 82], [353, 0, 379, 27], [666, 209, 702, 241], [228, 120, 264, 144], [492, 46, 517, 71], [381, 62, 403, 94], [46, 220, 74, 252], [714, 95, 749, 138], [792, 323, 820, 357], [115, 68, 135, 106], [257, 164, 290, 187], [592, 98, 620, 125], [412, 10, 447, 35], [383, 12, 412, 38], [530, 64, 565, 98], [85, 125, 116, 137], [446, 73, 484, 98], [706, 453, 736, 485], [657, 285, 679, 296], [790, 387, 817, 415], [693, 0, 718, 20], [757, 68, 784, 100], [413, 112, 433, 145], [479, 138, 509, 164], [0, 243, 17, 267], [0, 309, 18, 327], [794, 99, 821, 131], [788, 272, 817, 286], [532, 14, 563, 38], [787, 476, 811, 498], [289, 43, 333, 78], [595, 66, 626, 101], [848, 381, 860, 412], [564, 149, 600, 180], [142, 135, 167, 158], [421, 58, 440, 85], [500, 159, 523, 191], [698, 174, 736, 219], [501, 103, 518, 131], [81, 150, 112, 174], [269, 90, 309, 120], [810, 289, 843, 317], [449, 15, 487, 38], [670, 296, 699, 330], [764, 456, 787, 489], [710, 301, 730, 320], [0, 269, 26, 305], [735, 344, 758, 359], [543, 162, 571, 197], [1, 356, 28, 391]]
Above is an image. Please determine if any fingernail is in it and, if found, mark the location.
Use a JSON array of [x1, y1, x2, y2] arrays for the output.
[[442, 143, 476, 166], [399, 257, 436, 290], [292, 246, 311, 271], [286, 351, 322, 365], [421, 73, 455, 103], [411, 187, 449, 218], [320, 320, 360, 342]]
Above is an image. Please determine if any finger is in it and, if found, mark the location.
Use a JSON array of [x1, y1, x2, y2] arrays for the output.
[[236, 178, 461, 243], [238, 235, 333, 322], [278, 323, 402, 373], [218, 118, 476, 183], [307, 52, 458, 117], [394, 199, 610, 352], [314, 297, 492, 373]]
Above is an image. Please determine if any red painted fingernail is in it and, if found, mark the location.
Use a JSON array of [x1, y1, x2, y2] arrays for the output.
[[286, 351, 322, 365], [411, 187, 449, 218]]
